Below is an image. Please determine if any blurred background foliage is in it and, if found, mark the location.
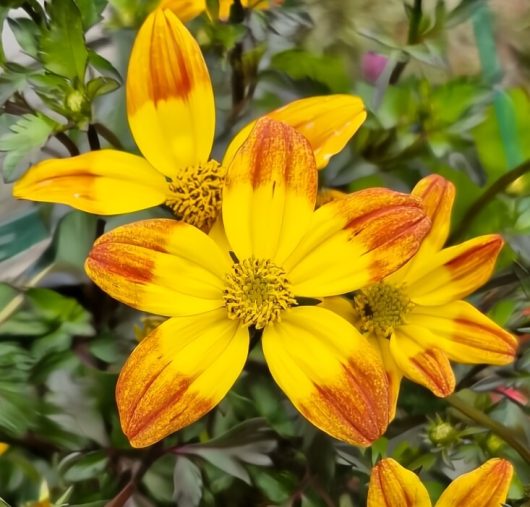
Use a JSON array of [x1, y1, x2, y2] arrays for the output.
[[0, 0, 530, 505]]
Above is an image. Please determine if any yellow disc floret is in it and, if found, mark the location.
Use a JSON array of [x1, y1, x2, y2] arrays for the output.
[[165, 160, 226, 231], [224, 258, 297, 329], [354, 282, 414, 340]]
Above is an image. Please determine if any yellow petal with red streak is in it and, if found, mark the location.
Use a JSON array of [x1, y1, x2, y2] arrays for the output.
[[405, 235, 503, 306], [412, 174, 455, 252], [435, 458, 513, 507], [390, 326, 455, 397], [223, 95, 366, 170], [284, 188, 430, 296], [222, 117, 317, 262], [85, 219, 229, 316], [13, 150, 167, 214], [262, 306, 389, 446], [408, 300, 517, 365], [117, 309, 248, 447], [127, 9, 214, 176], [368, 458, 432, 507], [158, 0, 206, 22]]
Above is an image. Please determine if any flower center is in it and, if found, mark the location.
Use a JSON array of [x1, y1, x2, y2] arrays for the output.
[[223, 258, 297, 329], [164, 160, 226, 232], [354, 282, 414, 339]]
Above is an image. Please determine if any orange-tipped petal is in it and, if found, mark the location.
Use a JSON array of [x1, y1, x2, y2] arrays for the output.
[[223, 95, 366, 170], [284, 188, 431, 297], [405, 235, 504, 306], [85, 219, 229, 316], [117, 309, 248, 447], [13, 150, 167, 214], [262, 306, 389, 446], [412, 174, 455, 253], [408, 300, 518, 365], [390, 326, 455, 397], [436, 458, 513, 507], [368, 458, 432, 507], [222, 117, 317, 262], [158, 0, 206, 22], [127, 9, 214, 176]]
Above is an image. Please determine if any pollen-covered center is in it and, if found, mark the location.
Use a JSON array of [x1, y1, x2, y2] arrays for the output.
[[354, 282, 414, 340], [164, 160, 226, 232], [223, 258, 297, 329]]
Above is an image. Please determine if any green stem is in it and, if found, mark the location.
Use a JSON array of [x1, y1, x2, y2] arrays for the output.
[[446, 394, 530, 465], [450, 158, 530, 241]]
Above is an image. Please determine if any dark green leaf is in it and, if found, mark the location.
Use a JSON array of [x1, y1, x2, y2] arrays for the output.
[[74, 0, 107, 29], [7, 17, 39, 58], [173, 456, 203, 507]]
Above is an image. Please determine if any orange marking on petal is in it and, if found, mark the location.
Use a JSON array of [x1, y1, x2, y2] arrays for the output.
[[445, 235, 503, 274], [409, 349, 454, 397]]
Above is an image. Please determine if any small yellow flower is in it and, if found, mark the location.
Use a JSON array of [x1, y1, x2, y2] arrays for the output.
[[331, 174, 517, 416], [367, 457, 513, 507], [13, 8, 365, 232], [0, 442, 8, 455], [84, 118, 430, 448]]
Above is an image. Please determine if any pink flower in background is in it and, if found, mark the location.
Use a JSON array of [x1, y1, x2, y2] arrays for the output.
[[361, 51, 389, 83]]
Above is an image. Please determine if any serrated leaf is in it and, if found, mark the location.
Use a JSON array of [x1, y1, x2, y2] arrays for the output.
[[87, 50, 122, 81], [0, 68, 28, 106], [7, 17, 39, 58], [39, 0, 88, 81], [173, 456, 203, 507], [0, 114, 58, 181]]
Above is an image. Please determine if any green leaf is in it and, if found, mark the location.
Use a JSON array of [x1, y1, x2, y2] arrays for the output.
[[7, 17, 39, 58], [74, 0, 107, 29], [87, 50, 122, 81], [173, 456, 203, 507], [271, 49, 351, 93], [86, 77, 121, 100], [0, 113, 59, 181], [39, 0, 88, 81], [59, 451, 109, 482], [0, 66, 29, 106]]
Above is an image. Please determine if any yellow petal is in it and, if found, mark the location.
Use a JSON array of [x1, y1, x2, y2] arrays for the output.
[[371, 336, 403, 421], [85, 219, 229, 316], [223, 95, 366, 170], [435, 458, 513, 507], [158, 0, 206, 22], [13, 150, 167, 214], [368, 458, 432, 507], [390, 326, 455, 397], [117, 309, 248, 447], [412, 174, 455, 253], [218, 0, 233, 19], [0, 443, 8, 455], [127, 9, 215, 176], [408, 300, 517, 365], [222, 117, 317, 262], [262, 306, 389, 446], [405, 235, 504, 306], [284, 188, 431, 297]]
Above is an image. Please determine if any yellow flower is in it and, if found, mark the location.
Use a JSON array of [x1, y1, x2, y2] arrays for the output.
[[84, 117, 430, 448], [13, 8, 365, 232], [159, 0, 282, 21], [330, 174, 518, 415], [367, 457, 513, 507], [0, 442, 8, 455]]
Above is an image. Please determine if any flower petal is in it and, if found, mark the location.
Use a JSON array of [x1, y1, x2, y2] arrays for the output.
[[117, 309, 248, 447], [158, 0, 206, 22], [85, 219, 229, 316], [390, 325, 455, 397], [127, 9, 214, 176], [262, 306, 389, 446], [412, 174, 455, 253], [222, 117, 317, 262], [405, 235, 504, 306], [436, 458, 513, 507], [284, 189, 431, 296], [223, 95, 366, 170], [13, 150, 167, 214], [368, 458, 432, 507], [407, 300, 517, 365]]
